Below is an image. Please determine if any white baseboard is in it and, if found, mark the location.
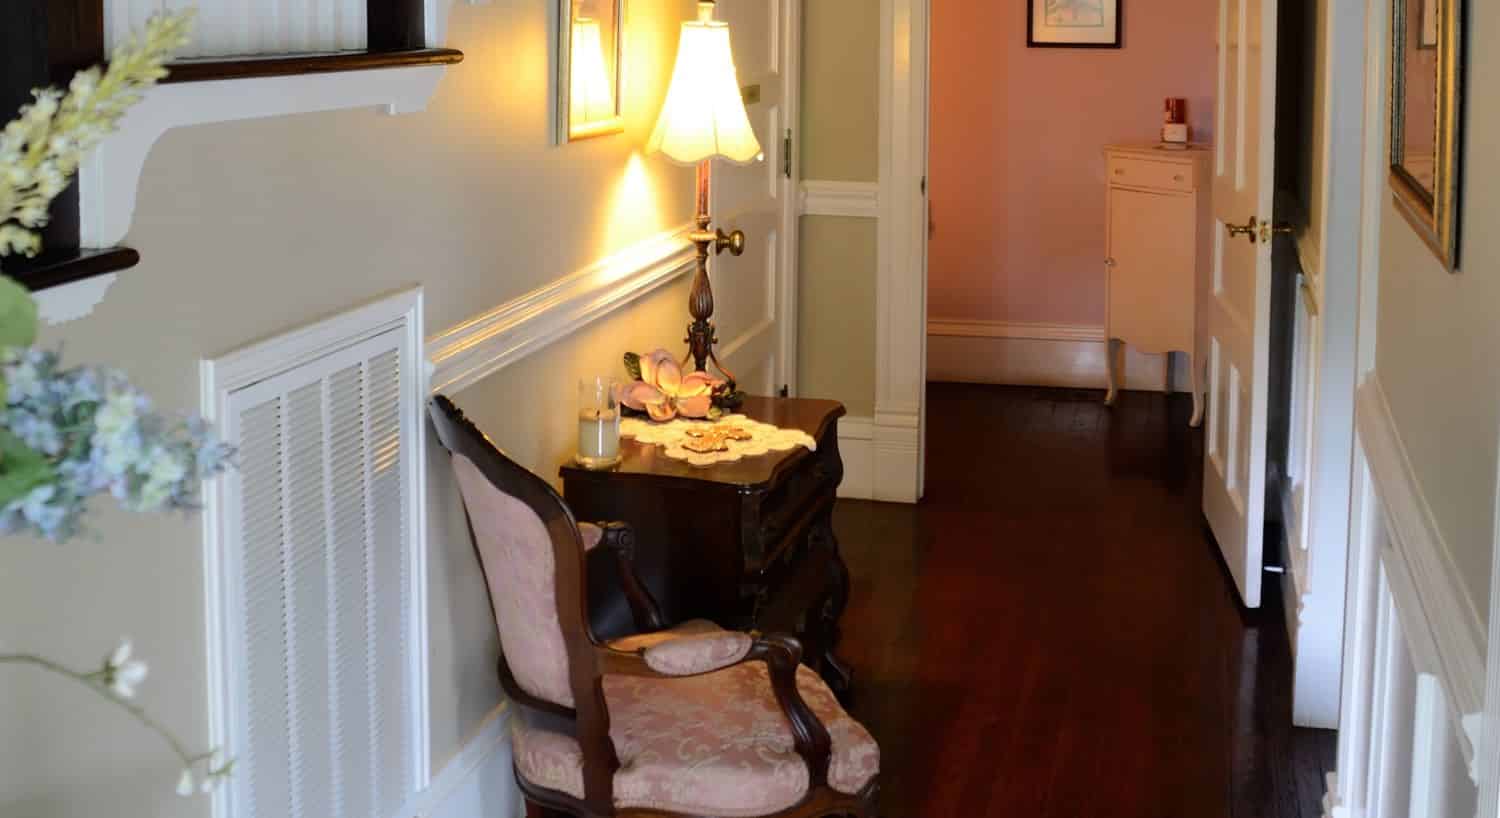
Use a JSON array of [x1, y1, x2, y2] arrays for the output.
[[872, 411, 921, 503], [837, 416, 875, 500], [927, 320, 1193, 392], [406, 704, 519, 818]]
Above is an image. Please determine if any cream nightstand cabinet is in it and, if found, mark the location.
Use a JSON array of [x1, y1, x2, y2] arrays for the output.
[[1102, 143, 1212, 426]]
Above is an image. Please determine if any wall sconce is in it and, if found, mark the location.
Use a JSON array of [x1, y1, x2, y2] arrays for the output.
[[648, 0, 761, 378], [557, 0, 623, 142]]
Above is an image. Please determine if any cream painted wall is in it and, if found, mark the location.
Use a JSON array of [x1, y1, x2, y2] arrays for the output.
[[1374, 2, 1500, 617], [0, 1, 707, 815], [798, 217, 878, 416], [800, 0, 879, 183], [797, 0, 879, 414]]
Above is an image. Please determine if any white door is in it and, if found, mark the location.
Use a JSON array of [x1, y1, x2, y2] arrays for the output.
[[707, 0, 799, 396], [1204, 0, 1279, 609]]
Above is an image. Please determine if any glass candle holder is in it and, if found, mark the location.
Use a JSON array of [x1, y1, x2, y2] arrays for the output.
[[576, 376, 622, 470]]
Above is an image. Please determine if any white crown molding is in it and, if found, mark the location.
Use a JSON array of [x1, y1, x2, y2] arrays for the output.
[[1355, 375, 1487, 739], [79, 64, 451, 249], [426, 225, 695, 395], [800, 180, 881, 219], [927, 319, 1107, 343]]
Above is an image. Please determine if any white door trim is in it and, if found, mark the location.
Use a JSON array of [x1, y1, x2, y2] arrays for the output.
[[777, 0, 804, 396], [1279, 0, 1369, 730], [875, 0, 929, 503]]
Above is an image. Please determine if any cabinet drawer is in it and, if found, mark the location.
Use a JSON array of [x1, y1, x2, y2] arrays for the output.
[[1108, 157, 1195, 192]]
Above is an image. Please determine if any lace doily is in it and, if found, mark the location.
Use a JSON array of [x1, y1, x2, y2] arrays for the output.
[[620, 414, 817, 467]]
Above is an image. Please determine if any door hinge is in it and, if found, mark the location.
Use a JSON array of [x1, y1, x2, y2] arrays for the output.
[[920, 175, 927, 195], [782, 129, 793, 179]]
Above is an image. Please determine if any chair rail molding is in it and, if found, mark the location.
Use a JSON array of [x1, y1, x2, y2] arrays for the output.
[[1355, 375, 1486, 735], [78, 0, 467, 252], [800, 180, 880, 219], [426, 224, 696, 395]]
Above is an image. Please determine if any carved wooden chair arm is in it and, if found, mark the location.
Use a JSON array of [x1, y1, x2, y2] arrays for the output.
[[580, 520, 666, 631], [597, 632, 834, 786]]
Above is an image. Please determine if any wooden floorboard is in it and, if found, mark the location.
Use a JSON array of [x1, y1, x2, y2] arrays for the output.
[[834, 382, 1335, 818]]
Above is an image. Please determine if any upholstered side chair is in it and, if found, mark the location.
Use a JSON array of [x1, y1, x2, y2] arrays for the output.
[[428, 396, 880, 818]]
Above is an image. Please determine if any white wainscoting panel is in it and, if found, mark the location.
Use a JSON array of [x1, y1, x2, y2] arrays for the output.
[[426, 225, 695, 394], [1356, 377, 1486, 723], [1324, 377, 1487, 818], [927, 320, 1192, 392], [405, 706, 520, 818], [800, 181, 880, 218]]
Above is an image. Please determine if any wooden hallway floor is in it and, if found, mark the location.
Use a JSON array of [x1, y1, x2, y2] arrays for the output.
[[833, 383, 1335, 818]]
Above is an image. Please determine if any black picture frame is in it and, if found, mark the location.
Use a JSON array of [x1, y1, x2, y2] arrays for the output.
[[1027, 0, 1124, 49]]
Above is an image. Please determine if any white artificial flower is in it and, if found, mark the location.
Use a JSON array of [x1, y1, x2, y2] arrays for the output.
[[112, 658, 148, 699], [109, 638, 132, 669], [176, 770, 195, 797], [107, 638, 149, 698]]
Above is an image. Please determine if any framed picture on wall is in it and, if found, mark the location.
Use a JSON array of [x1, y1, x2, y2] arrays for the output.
[[1027, 0, 1122, 49]]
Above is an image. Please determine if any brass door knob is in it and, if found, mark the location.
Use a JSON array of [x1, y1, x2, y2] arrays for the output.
[[717, 229, 747, 257], [1225, 216, 1260, 243]]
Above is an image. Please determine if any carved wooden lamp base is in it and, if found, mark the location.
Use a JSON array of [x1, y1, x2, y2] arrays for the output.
[[685, 158, 746, 381]]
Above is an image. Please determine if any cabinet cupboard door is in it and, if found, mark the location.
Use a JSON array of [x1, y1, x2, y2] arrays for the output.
[[1107, 187, 1195, 354]]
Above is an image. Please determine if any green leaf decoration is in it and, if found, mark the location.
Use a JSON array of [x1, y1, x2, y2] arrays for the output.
[[0, 275, 39, 350], [0, 427, 57, 508], [623, 351, 642, 382]]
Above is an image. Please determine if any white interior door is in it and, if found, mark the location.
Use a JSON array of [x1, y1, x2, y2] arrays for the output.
[[708, 0, 798, 396], [1205, 0, 1279, 609]]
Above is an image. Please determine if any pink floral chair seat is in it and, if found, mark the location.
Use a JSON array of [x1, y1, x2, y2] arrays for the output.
[[513, 621, 880, 816]]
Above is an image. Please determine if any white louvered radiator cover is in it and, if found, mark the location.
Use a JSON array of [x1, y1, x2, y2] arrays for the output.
[[212, 318, 425, 818]]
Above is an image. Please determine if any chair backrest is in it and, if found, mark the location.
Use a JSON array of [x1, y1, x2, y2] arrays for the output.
[[427, 395, 590, 711]]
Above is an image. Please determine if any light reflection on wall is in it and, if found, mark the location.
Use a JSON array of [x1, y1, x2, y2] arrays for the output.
[[603, 152, 665, 265]]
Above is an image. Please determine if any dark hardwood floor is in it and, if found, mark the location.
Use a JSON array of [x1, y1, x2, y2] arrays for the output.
[[833, 383, 1335, 818]]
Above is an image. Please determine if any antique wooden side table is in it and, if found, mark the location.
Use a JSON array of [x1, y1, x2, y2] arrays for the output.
[[560, 396, 854, 696]]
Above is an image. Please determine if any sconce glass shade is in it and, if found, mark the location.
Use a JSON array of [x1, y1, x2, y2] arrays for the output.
[[570, 18, 615, 127], [647, 11, 762, 165]]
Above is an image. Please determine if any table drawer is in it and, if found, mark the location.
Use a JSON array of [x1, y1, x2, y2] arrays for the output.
[[1108, 156, 1196, 192]]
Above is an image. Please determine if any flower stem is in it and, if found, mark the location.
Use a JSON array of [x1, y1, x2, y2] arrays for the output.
[[0, 653, 214, 769]]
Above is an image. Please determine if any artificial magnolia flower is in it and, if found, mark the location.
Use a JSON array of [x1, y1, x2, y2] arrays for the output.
[[618, 349, 724, 421]]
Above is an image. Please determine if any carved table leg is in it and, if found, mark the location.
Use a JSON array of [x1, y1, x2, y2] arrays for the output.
[[812, 513, 855, 699]]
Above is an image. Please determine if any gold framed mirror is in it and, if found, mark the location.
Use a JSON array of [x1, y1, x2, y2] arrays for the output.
[[1390, 0, 1463, 269], [557, 0, 625, 143]]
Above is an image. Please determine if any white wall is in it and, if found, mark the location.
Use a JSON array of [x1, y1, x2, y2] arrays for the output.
[[0, 2, 708, 815], [1372, 0, 1500, 621]]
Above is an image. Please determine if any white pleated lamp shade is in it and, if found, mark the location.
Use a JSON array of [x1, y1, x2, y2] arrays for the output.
[[647, 8, 763, 165], [571, 18, 616, 127]]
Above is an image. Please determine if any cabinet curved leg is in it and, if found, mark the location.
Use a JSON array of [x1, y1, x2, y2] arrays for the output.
[[1189, 351, 1205, 427], [812, 513, 854, 700], [1104, 338, 1122, 406]]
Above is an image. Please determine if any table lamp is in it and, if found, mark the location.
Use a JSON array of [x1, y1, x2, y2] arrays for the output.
[[648, 0, 762, 378]]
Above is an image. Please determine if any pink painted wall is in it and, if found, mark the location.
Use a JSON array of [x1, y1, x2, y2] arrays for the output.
[[928, 0, 1218, 326]]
